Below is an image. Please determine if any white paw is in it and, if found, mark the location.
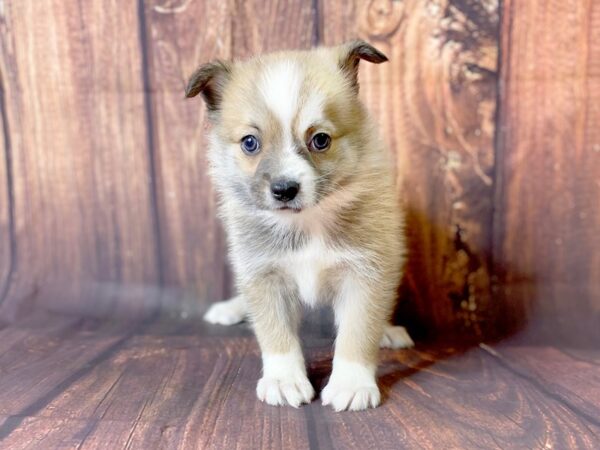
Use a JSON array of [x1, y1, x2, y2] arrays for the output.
[[321, 359, 380, 411], [380, 325, 414, 349], [257, 352, 314, 407], [256, 376, 314, 408], [203, 296, 247, 326]]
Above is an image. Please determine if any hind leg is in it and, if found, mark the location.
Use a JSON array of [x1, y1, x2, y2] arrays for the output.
[[379, 325, 414, 349]]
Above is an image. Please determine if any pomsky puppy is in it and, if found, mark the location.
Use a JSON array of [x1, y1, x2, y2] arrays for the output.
[[186, 40, 413, 411]]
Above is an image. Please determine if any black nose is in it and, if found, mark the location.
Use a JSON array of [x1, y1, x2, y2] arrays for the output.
[[270, 180, 300, 202]]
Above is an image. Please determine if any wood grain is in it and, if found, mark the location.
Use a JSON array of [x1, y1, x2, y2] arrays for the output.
[[320, 0, 499, 339], [0, 1, 160, 320], [143, 0, 233, 308], [231, 0, 318, 57], [0, 319, 127, 418], [1, 316, 599, 449], [486, 343, 600, 425], [493, 0, 600, 337]]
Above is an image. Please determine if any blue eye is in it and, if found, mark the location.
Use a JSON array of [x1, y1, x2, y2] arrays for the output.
[[241, 135, 260, 155], [310, 133, 331, 152]]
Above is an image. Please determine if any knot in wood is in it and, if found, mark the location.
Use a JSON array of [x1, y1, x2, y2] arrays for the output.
[[360, 0, 405, 39]]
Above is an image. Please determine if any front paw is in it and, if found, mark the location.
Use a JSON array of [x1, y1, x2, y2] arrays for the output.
[[257, 352, 314, 407], [321, 360, 380, 411], [321, 382, 380, 412], [256, 376, 314, 408]]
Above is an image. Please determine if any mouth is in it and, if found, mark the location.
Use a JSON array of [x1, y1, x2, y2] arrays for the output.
[[275, 205, 303, 214]]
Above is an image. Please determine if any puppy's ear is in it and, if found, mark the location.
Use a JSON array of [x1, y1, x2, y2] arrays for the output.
[[338, 40, 388, 91], [185, 60, 232, 112]]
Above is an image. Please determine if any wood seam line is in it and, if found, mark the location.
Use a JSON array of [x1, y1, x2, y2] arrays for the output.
[[490, 0, 516, 336], [0, 330, 138, 441], [490, 0, 508, 271], [311, 0, 320, 46], [136, 0, 166, 292], [0, 68, 16, 310]]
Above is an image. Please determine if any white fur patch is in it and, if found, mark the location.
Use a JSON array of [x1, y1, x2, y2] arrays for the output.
[[281, 235, 369, 308], [257, 350, 314, 407], [321, 358, 380, 411], [258, 60, 319, 209], [284, 237, 338, 307], [259, 60, 302, 129]]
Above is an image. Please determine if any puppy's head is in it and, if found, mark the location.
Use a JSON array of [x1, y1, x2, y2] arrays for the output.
[[186, 40, 387, 214]]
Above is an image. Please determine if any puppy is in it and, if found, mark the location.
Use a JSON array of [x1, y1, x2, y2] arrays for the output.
[[186, 40, 413, 411]]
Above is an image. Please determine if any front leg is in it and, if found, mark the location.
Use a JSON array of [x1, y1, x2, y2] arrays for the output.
[[245, 272, 314, 408], [322, 276, 392, 411]]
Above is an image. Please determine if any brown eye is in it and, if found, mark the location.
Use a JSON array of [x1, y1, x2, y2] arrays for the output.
[[309, 133, 331, 152]]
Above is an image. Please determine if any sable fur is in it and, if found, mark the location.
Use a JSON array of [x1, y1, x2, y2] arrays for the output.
[[187, 40, 412, 411]]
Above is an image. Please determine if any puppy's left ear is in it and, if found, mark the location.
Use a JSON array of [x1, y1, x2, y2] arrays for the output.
[[338, 40, 388, 91], [185, 60, 232, 114]]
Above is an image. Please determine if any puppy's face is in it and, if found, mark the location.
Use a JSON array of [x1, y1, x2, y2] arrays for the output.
[[186, 41, 387, 214]]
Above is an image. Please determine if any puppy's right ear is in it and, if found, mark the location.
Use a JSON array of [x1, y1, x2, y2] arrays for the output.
[[338, 40, 388, 92], [185, 60, 231, 112]]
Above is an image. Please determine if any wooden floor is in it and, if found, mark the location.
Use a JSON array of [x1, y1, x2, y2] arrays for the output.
[[1, 311, 599, 450]]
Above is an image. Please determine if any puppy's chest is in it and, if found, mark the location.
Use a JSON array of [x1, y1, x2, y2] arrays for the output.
[[280, 238, 346, 306]]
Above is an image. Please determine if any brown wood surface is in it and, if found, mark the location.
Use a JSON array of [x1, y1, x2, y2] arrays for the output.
[[493, 0, 600, 338], [0, 0, 160, 320], [231, 0, 318, 56], [485, 343, 600, 425], [0, 314, 599, 449]]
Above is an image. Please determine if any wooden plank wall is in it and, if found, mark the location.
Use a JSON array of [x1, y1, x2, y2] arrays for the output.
[[0, 1, 161, 321], [494, 0, 600, 343], [0, 0, 597, 341]]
